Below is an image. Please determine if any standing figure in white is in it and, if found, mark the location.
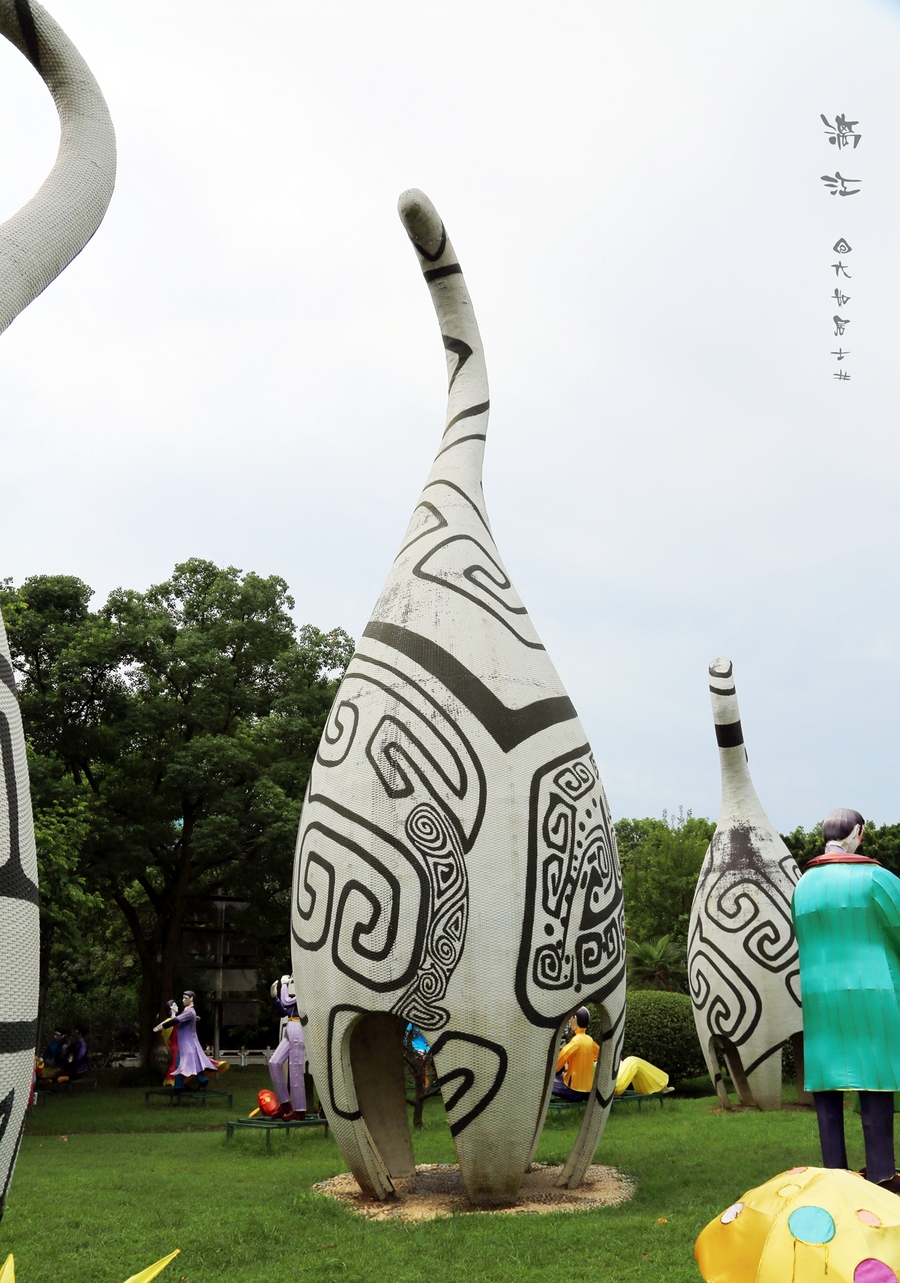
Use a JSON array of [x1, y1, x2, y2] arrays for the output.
[[0, 0, 115, 1214], [688, 658, 804, 1110], [268, 974, 307, 1120], [291, 191, 626, 1205]]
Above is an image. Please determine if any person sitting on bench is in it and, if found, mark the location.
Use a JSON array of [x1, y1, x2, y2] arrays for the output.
[[40, 1030, 67, 1079], [552, 1006, 599, 1102], [66, 1028, 90, 1077]]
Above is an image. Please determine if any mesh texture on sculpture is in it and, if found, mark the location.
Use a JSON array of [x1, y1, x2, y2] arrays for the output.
[[291, 189, 626, 1206], [0, 0, 116, 334], [0, 0, 116, 1211], [687, 658, 803, 1111]]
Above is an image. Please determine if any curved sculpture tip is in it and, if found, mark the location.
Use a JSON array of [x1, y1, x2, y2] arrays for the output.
[[397, 188, 444, 257], [709, 657, 733, 680]]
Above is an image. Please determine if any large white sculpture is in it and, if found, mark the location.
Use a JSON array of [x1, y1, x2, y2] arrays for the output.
[[291, 190, 626, 1205], [687, 658, 803, 1110], [0, 0, 115, 1212]]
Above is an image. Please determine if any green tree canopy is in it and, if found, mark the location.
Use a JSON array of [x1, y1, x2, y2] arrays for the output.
[[615, 809, 716, 945], [2, 560, 352, 1063], [782, 821, 900, 877]]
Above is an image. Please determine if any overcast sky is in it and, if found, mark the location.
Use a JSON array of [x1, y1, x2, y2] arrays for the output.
[[1, 0, 898, 832]]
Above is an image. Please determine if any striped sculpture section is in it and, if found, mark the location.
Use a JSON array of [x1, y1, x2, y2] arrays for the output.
[[0, 0, 116, 1212], [687, 658, 804, 1110], [291, 190, 626, 1205]]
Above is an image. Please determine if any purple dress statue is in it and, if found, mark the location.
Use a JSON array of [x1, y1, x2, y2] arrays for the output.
[[157, 992, 216, 1085], [269, 976, 306, 1117]]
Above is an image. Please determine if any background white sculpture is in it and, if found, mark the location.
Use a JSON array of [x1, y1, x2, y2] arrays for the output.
[[688, 658, 804, 1110], [0, 0, 115, 1212], [291, 190, 626, 1205]]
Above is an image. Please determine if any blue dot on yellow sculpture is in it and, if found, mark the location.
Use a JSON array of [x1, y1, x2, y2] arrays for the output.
[[695, 1167, 900, 1283]]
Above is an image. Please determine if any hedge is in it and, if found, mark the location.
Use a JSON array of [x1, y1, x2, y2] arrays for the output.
[[596, 990, 707, 1084]]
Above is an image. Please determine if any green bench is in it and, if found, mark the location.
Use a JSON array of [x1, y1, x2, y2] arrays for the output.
[[144, 1088, 233, 1108], [612, 1087, 673, 1111], [226, 1116, 329, 1150], [546, 1086, 673, 1124], [39, 1076, 98, 1093]]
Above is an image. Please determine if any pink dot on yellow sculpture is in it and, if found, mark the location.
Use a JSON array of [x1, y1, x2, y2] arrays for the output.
[[720, 1202, 744, 1225], [858, 1210, 883, 1228], [854, 1261, 898, 1283], [788, 1167, 808, 1175]]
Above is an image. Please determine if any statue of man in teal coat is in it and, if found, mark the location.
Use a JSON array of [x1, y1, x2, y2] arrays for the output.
[[792, 807, 900, 1191]]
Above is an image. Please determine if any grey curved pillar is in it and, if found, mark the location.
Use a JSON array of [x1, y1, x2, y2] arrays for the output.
[[291, 190, 626, 1205], [687, 659, 803, 1111], [0, 0, 116, 1213]]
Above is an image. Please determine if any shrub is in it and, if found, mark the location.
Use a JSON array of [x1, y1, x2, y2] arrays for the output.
[[617, 990, 706, 1083]]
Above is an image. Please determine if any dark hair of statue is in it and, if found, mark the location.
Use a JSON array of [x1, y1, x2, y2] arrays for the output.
[[575, 1006, 591, 1029], [823, 808, 865, 843]]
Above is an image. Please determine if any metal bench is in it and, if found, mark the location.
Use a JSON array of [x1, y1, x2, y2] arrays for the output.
[[144, 1088, 233, 1108], [611, 1087, 674, 1111], [546, 1086, 673, 1125], [38, 1076, 98, 1093], [226, 1116, 328, 1150]]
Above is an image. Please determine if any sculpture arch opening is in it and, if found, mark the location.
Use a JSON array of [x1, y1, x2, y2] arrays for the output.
[[349, 1012, 416, 1180]]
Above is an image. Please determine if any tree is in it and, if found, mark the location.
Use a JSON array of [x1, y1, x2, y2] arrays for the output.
[[625, 934, 687, 991], [782, 821, 900, 878], [2, 561, 353, 1066], [615, 809, 716, 944]]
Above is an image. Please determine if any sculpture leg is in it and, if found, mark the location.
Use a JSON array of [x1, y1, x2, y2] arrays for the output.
[[286, 1024, 306, 1112], [556, 1001, 624, 1190], [746, 1051, 782, 1111], [349, 1013, 415, 1180], [431, 1026, 546, 1206], [699, 1034, 732, 1109], [860, 1091, 896, 1183], [307, 1007, 396, 1200], [720, 1041, 757, 1108], [814, 1090, 849, 1168], [268, 1037, 290, 1105]]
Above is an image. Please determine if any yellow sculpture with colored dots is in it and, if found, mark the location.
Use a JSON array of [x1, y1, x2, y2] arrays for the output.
[[0, 1250, 179, 1283], [696, 1167, 900, 1283]]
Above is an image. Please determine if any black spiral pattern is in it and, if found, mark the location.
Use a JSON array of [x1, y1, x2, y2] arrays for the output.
[[688, 917, 761, 1044], [516, 747, 626, 1026], [391, 803, 469, 1031]]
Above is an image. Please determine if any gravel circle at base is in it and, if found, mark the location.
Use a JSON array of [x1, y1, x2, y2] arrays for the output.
[[313, 1162, 634, 1221]]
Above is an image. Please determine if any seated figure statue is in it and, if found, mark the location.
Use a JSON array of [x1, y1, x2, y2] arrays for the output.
[[66, 1028, 90, 1077], [40, 1030, 67, 1078], [552, 1006, 599, 1102]]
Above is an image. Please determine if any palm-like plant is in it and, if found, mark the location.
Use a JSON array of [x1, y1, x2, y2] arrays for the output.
[[625, 934, 687, 991]]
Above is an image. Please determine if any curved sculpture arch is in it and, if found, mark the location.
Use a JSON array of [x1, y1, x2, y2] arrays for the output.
[[0, 0, 116, 1213]]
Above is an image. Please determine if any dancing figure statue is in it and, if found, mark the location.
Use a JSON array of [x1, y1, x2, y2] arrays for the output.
[[0, 0, 115, 1215], [688, 659, 803, 1110], [154, 993, 217, 1088], [268, 975, 306, 1119], [291, 190, 626, 1205]]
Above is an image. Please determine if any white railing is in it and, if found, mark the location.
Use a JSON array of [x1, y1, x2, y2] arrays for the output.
[[218, 1047, 273, 1067]]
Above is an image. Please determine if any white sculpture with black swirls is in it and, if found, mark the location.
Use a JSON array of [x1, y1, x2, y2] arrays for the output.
[[0, 0, 116, 1212], [687, 658, 803, 1111], [291, 191, 626, 1205]]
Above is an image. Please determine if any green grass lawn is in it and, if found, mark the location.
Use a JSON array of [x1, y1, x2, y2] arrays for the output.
[[1, 1071, 848, 1282]]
